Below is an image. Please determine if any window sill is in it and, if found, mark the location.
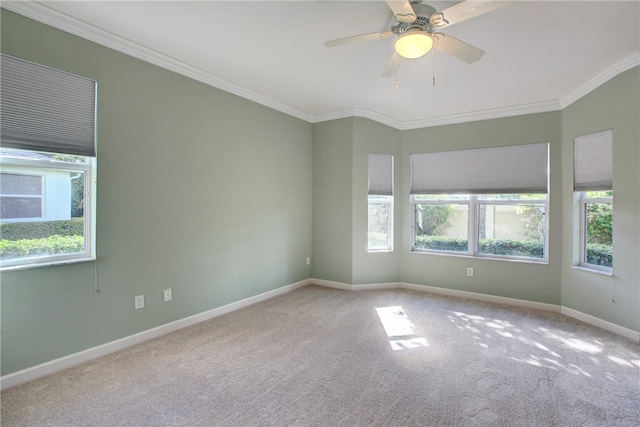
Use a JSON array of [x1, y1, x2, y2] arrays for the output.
[[572, 265, 613, 277], [0, 257, 96, 272], [410, 249, 548, 265]]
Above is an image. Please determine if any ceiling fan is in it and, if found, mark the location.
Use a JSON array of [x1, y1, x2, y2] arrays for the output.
[[324, 1, 514, 77]]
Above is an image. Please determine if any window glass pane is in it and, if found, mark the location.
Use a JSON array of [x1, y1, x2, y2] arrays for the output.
[[478, 203, 545, 258], [413, 194, 469, 201], [584, 200, 613, 268], [414, 202, 468, 252], [586, 190, 613, 198], [368, 196, 392, 251], [479, 194, 547, 200], [0, 153, 87, 263]]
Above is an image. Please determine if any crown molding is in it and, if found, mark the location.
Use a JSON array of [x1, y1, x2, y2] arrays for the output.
[[1, 1, 314, 123], [391, 100, 563, 130], [558, 52, 640, 109], [311, 100, 562, 130], [3, 2, 639, 131]]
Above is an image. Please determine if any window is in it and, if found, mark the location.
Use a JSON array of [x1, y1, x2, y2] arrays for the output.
[[0, 54, 96, 269], [1, 172, 44, 219], [410, 143, 549, 261], [368, 154, 393, 251], [580, 191, 613, 269], [574, 130, 613, 271], [412, 194, 547, 260], [413, 194, 469, 253]]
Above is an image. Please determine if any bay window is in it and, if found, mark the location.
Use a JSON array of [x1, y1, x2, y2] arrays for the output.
[[410, 143, 549, 262]]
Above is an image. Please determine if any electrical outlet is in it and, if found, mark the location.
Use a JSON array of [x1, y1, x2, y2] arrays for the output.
[[134, 295, 145, 310], [306, 257, 311, 266], [467, 267, 474, 277], [163, 288, 172, 302]]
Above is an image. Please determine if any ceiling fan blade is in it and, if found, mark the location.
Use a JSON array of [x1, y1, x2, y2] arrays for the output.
[[429, 1, 515, 29], [386, 0, 417, 23], [433, 33, 485, 64], [324, 31, 394, 47], [382, 52, 404, 77]]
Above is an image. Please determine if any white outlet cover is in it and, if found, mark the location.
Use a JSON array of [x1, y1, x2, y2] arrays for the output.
[[135, 295, 144, 309], [163, 288, 172, 302]]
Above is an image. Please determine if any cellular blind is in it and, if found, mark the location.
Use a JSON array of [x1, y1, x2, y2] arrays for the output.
[[411, 142, 548, 194], [1, 53, 97, 157], [368, 154, 393, 196], [574, 129, 613, 191]]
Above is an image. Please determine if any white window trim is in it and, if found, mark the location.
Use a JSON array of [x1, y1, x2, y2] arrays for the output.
[[0, 153, 96, 270], [368, 195, 394, 252], [578, 192, 613, 273], [411, 194, 549, 263]]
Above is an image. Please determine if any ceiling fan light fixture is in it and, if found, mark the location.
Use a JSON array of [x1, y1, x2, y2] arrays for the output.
[[395, 30, 433, 59]]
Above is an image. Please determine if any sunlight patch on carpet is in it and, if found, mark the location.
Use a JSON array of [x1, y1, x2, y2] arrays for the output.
[[375, 306, 429, 351]]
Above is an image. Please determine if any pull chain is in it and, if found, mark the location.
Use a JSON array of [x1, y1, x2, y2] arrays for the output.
[[395, 53, 399, 91], [432, 40, 437, 86]]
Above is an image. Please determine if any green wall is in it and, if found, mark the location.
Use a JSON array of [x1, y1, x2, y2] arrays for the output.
[[1, 9, 638, 377], [1, 10, 313, 375], [560, 67, 640, 331], [311, 119, 354, 283], [399, 113, 563, 304], [352, 118, 402, 284], [311, 72, 639, 332]]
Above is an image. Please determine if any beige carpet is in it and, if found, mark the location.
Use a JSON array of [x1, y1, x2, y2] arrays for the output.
[[2, 285, 639, 426]]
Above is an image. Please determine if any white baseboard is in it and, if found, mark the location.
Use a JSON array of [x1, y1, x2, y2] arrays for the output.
[[0, 279, 310, 391], [3, 278, 638, 390], [310, 279, 400, 291], [400, 282, 561, 313], [312, 279, 639, 342], [561, 306, 640, 342], [352, 282, 402, 291], [310, 278, 353, 291]]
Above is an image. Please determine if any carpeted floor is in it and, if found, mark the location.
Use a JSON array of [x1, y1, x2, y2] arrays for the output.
[[2, 285, 639, 426]]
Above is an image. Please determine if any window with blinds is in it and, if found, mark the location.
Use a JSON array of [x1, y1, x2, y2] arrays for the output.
[[0, 54, 97, 270], [410, 143, 549, 261], [368, 154, 393, 252], [574, 129, 613, 271]]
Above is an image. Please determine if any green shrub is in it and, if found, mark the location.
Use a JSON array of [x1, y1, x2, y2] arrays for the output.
[[415, 236, 544, 258], [586, 243, 613, 267], [479, 239, 544, 258], [0, 219, 84, 241], [415, 236, 469, 252], [0, 235, 84, 259], [416, 235, 613, 266]]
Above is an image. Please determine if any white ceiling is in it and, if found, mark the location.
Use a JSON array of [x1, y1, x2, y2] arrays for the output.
[[5, 1, 640, 129]]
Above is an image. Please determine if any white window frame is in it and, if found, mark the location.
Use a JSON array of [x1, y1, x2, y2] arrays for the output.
[[368, 154, 394, 252], [0, 151, 96, 270], [579, 191, 613, 272], [368, 194, 394, 252], [411, 194, 548, 262]]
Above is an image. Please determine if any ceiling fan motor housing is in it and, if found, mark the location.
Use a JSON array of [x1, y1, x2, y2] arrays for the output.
[[392, 4, 439, 35]]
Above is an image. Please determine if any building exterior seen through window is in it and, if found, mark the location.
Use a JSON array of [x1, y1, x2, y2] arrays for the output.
[[0, 148, 94, 269], [412, 193, 547, 261]]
